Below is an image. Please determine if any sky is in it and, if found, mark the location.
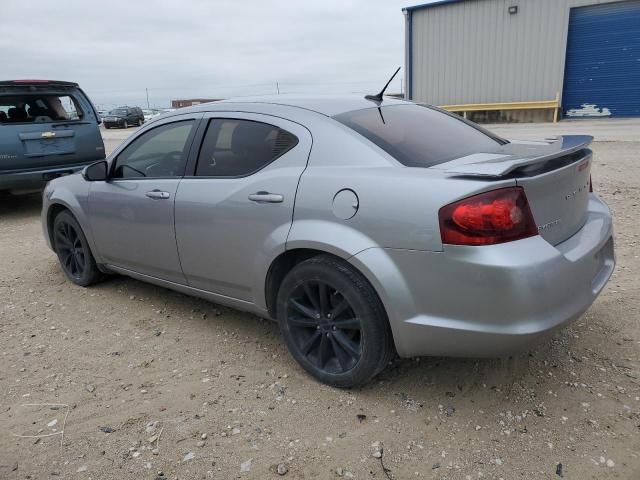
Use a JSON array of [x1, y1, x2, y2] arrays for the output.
[[2, 0, 421, 110]]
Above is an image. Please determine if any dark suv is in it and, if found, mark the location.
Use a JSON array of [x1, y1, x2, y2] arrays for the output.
[[0, 79, 105, 192], [103, 106, 144, 129]]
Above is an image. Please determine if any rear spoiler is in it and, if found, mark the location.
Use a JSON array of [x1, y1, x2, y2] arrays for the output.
[[444, 135, 593, 177]]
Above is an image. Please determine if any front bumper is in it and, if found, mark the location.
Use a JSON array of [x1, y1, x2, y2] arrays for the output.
[[0, 162, 96, 191], [350, 194, 615, 358], [103, 118, 125, 127]]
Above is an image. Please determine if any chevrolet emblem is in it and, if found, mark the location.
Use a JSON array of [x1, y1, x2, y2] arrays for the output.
[[41, 132, 56, 139]]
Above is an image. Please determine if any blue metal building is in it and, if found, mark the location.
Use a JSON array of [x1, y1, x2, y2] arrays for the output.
[[403, 0, 640, 119]]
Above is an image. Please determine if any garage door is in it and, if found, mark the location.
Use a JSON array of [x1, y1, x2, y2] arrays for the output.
[[562, 0, 640, 118]]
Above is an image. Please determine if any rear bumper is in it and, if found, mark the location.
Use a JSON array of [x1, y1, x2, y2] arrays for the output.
[[350, 194, 615, 358], [0, 162, 96, 190]]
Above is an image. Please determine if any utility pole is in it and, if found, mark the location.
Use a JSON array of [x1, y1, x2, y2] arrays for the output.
[[276, 82, 280, 95], [145, 88, 150, 109]]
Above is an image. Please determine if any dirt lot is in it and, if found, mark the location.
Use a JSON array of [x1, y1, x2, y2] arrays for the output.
[[1, 120, 639, 479]]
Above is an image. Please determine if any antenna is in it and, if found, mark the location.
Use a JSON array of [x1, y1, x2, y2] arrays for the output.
[[365, 67, 401, 103]]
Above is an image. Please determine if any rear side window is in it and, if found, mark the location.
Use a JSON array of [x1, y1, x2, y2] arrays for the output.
[[0, 94, 82, 124], [333, 104, 505, 167], [195, 118, 298, 177]]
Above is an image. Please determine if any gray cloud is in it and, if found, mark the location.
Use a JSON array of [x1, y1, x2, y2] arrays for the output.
[[2, 0, 417, 109]]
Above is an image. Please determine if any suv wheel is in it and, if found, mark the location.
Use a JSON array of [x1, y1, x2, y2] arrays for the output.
[[52, 211, 102, 287], [277, 255, 393, 387], [123, 120, 129, 129]]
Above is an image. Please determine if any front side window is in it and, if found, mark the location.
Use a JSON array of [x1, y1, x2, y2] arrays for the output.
[[195, 118, 298, 177], [333, 104, 506, 167], [112, 120, 194, 179], [0, 94, 82, 124]]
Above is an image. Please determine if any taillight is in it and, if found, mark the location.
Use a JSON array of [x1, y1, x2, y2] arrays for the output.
[[439, 187, 538, 246]]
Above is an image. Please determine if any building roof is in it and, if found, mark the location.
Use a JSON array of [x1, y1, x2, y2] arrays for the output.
[[403, 0, 468, 13], [172, 98, 220, 102]]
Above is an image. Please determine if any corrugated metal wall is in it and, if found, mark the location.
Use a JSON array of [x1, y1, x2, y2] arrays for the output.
[[407, 0, 626, 105]]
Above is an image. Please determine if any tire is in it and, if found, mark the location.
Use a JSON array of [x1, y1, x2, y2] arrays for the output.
[[52, 211, 102, 287], [104, 125, 111, 129], [138, 118, 143, 126], [123, 120, 128, 129], [277, 255, 393, 388]]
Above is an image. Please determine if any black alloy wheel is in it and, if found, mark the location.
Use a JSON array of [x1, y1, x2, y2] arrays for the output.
[[286, 280, 362, 374], [277, 255, 393, 387], [54, 220, 85, 280], [52, 211, 102, 286]]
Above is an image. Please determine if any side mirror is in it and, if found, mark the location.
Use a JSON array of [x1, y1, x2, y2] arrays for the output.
[[82, 160, 108, 181]]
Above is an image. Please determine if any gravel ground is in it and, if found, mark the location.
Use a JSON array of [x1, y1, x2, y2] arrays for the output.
[[1, 120, 638, 479]]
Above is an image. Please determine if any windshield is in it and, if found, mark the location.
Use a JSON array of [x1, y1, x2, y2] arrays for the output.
[[109, 109, 128, 116], [333, 104, 506, 167]]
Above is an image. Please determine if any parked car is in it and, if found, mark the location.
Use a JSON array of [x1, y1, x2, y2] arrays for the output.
[[41, 95, 615, 387], [0, 79, 105, 193], [142, 109, 161, 122], [102, 106, 144, 129]]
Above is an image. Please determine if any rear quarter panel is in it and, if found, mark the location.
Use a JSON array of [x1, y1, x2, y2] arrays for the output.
[[288, 118, 517, 255]]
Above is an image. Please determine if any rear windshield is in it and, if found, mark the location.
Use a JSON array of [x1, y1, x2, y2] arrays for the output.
[[333, 104, 506, 167], [0, 94, 82, 124], [109, 109, 128, 116]]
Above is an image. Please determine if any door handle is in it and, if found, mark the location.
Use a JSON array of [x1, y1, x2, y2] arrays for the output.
[[145, 190, 171, 200], [248, 192, 284, 203]]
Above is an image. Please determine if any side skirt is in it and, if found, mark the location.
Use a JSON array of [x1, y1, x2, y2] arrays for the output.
[[104, 264, 273, 320]]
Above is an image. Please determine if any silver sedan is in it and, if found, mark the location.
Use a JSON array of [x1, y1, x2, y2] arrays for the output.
[[41, 95, 615, 387]]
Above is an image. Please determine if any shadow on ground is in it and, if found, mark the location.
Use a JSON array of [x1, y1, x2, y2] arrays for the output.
[[0, 192, 42, 219]]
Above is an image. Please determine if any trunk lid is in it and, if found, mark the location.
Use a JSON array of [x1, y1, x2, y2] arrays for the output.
[[0, 81, 104, 172], [438, 135, 593, 245]]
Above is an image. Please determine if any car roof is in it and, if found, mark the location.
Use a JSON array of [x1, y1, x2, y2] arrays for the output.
[[0, 79, 79, 87], [178, 94, 411, 117]]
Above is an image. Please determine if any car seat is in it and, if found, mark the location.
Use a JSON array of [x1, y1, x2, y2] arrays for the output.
[[8, 107, 28, 122]]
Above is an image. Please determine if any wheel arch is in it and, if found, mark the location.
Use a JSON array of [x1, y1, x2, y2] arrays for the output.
[[46, 202, 71, 247], [44, 190, 103, 267], [265, 248, 326, 319], [264, 247, 394, 344]]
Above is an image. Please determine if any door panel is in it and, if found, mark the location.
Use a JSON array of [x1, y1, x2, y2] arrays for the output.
[[89, 179, 185, 282], [88, 114, 201, 283], [175, 113, 312, 302]]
